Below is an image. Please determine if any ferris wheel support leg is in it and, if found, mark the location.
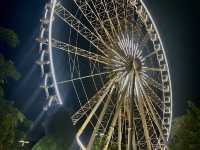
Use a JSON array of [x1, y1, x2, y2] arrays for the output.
[[87, 86, 115, 150], [127, 100, 137, 150], [136, 80, 152, 150], [138, 98, 152, 150], [143, 81, 165, 140], [127, 101, 133, 150], [118, 109, 122, 150], [103, 88, 127, 150], [139, 81, 165, 149], [103, 102, 121, 150], [127, 71, 137, 150], [127, 93, 133, 148], [76, 78, 116, 150], [132, 128, 137, 150]]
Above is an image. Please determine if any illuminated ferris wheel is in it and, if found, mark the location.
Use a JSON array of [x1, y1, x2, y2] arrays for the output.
[[37, 0, 172, 149]]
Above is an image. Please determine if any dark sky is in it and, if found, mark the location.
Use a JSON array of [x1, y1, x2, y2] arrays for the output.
[[0, 0, 46, 119], [145, 0, 200, 115], [0, 0, 200, 122]]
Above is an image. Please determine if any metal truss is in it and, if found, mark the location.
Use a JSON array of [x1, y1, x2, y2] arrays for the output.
[[37, 0, 172, 149]]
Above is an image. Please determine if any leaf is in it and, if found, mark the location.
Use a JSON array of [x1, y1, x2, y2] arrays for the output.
[[0, 27, 19, 48], [0, 54, 21, 81], [170, 101, 200, 150]]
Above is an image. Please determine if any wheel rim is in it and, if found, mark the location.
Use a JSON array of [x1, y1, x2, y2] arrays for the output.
[[37, 0, 173, 149]]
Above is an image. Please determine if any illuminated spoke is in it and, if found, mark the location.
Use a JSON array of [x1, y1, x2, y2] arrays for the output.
[[49, 39, 121, 66], [71, 79, 115, 125], [143, 67, 165, 72], [135, 80, 152, 150], [57, 69, 120, 85], [100, 0, 119, 37], [139, 33, 150, 49], [89, 0, 129, 62], [76, 77, 117, 150], [142, 49, 159, 61], [103, 89, 126, 150], [90, 0, 116, 37], [73, 0, 115, 46], [87, 86, 115, 149], [138, 79, 165, 142], [55, 3, 108, 56], [73, 0, 127, 62], [142, 74, 163, 91], [141, 78, 164, 112], [117, 108, 122, 150]]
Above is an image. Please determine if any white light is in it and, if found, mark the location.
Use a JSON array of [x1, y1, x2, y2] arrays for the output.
[[48, 0, 63, 105]]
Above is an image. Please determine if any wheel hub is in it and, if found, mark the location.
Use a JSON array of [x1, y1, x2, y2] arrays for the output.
[[126, 56, 142, 73]]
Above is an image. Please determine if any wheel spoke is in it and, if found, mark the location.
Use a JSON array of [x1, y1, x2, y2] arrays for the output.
[[127, 71, 135, 150], [142, 74, 163, 91], [109, 0, 124, 35], [56, 69, 121, 85], [103, 88, 126, 150], [117, 108, 122, 150], [49, 38, 123, 66], [100, 0, 119, 37], [135, 78, 152, 150], [141, 78, 164, 112], [90, 0, 117, 38], [142, 49, 159, 61], [143, 67, 165, 72], [80, 0, 130, 62], [71, 80, 113, 125], [73, 0, 115, 47], [138, 79, 165, 142], [115, 0, 127, 31], [87, 85, 115, 149], [139, 33, 150, 49], [55, 3, 108, 57], [141, 79, 164, 121], [76, 76, 117, 150]]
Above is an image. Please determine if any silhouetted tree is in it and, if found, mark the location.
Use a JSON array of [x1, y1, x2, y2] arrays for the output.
[[169, 102, 200, 150], [32, 107, 75, 150], [0, 54, 30, 149], [0, 28, 31, 149], [0, 27, 19, 48]]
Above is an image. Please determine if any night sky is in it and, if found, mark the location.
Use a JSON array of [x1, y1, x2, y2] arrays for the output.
[[0, 0, 200, 124]]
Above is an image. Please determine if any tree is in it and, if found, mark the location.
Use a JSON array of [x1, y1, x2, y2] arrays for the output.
[[169, 102, 200, 150], [0, 54, 20, 96], [0, 27, 20, 96], [0, 98, 31, 150], [0, 27, 19, 48], [0, 55, 30, 149], [32, 135, 69, 150], [0, 54, 30, 149], [0, 28, 31, 149], [32, 107, 75, 150]]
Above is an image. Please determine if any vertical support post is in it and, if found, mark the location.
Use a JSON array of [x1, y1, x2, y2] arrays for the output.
[[118, 109, 122, 150]]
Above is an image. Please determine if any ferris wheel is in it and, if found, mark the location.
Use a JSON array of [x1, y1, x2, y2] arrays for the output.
[[37, 0, 172, 149]]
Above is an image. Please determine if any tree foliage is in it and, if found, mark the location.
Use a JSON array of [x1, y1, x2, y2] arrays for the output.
[[0, 27, 19, 48], [0, 98, 31, 150], [0, 29, 30, 149], [0, 54, 20, 96], [32, 107, 75, 150], [169, 102, 200, 150], [32, 135, 70, 150], [0, 54, 30, 149]]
